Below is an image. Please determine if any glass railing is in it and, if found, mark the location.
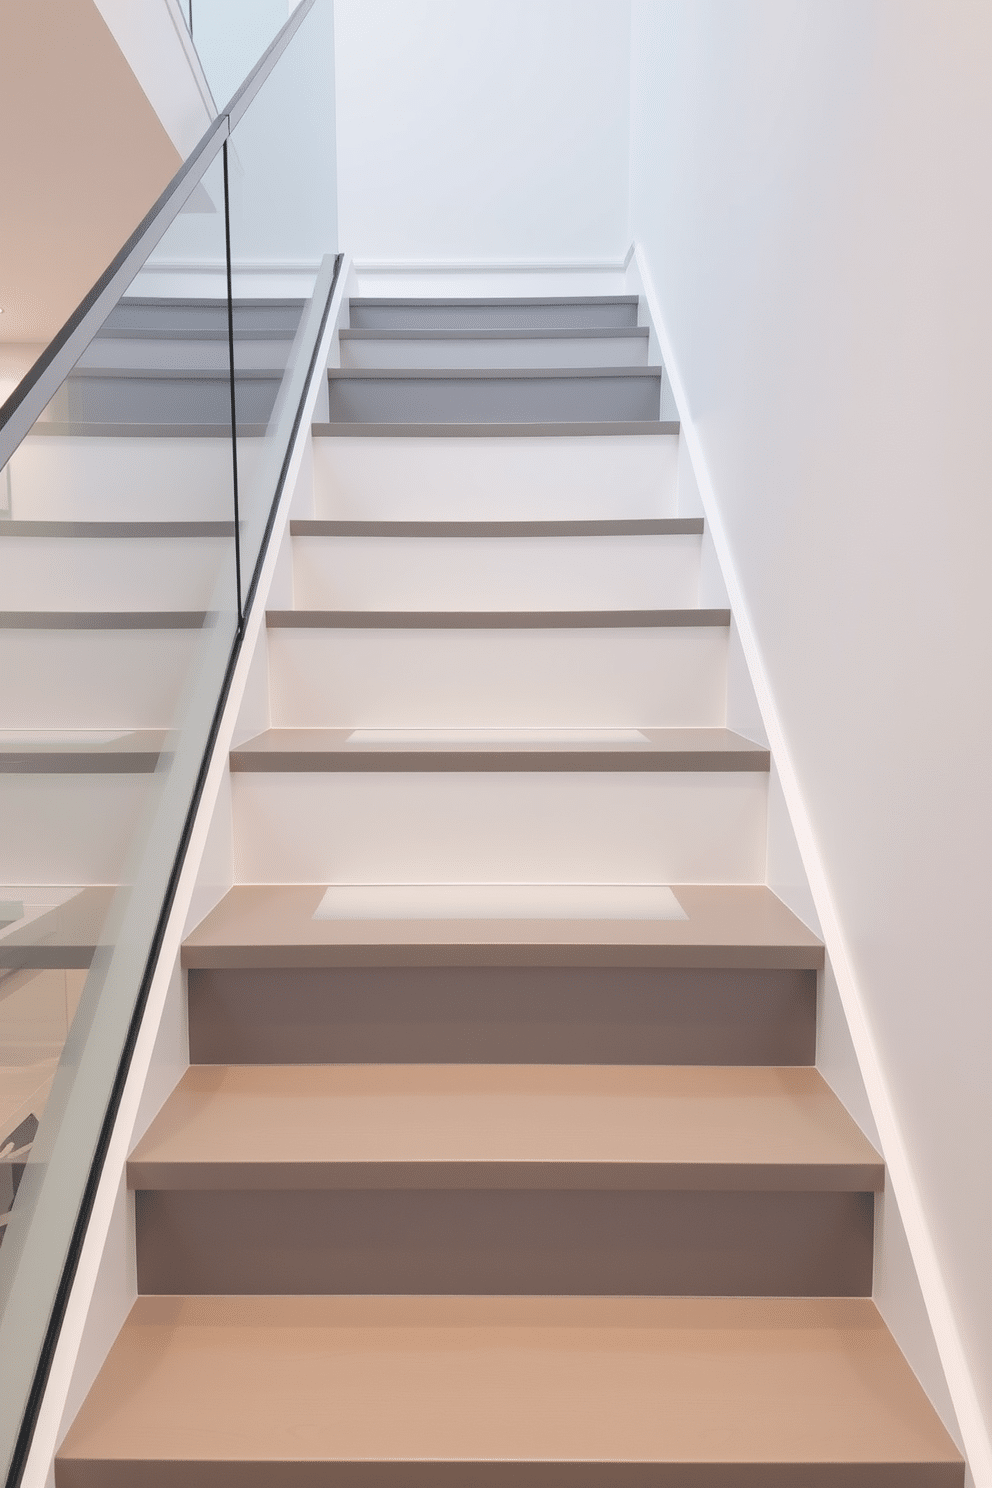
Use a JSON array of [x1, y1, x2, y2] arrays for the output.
[[0, 2, 338, 1480]]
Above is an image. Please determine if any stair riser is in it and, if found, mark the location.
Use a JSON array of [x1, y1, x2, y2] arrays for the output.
[[55, 374, 280, 428], [135, 1187, 874, 1298], [339, 335, 649, 371], [326, 373, 660, 426], [0, 539, 230, 611], [231, 772, 767, 885], [313, 432, 679, 520], [0, 632, 201, 728], [77, 338, 293, 372], [349, 301, 640, 332], [291, 535, 700, 611], [6, 436, 242, 521], [187, 966, 817, 1066], [267, 628, 728, 727], [0, 777, 154, 883]]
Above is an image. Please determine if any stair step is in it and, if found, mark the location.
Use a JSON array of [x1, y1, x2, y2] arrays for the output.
[[0, 729, 163, 773], [311, 428, 678, 521], [0, 887, 111, 971], [186, 964, 817, 1067], [57, 368, 282, 427], [55, 1296, 963, 1486], [326, 367, 662, 425], [180, 884, 825, 971], [230, 727, 769, 772], [339, 327, 650, 370], [128, 1066, 878, 1298], [0, 532, 230, 610], [349, 294, 641, 331], [0, 611, 206, 629], [313, 418, 679, 436], [130, 1064, 881, 1191], [288, 527, 702, 610], [266, 607, 729, 629], [290, 518, 702, 536]]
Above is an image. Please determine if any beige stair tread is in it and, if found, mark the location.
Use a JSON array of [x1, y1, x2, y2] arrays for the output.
[[181, 884, 824, 970], [128, 1065, 881, 1191], [57, 1296, 962, 1477], [230, 726, 770, 772]]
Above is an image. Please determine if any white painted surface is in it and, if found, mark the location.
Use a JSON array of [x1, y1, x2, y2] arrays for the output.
[[266, 626, 728, 728], [335, 0, 631, 262], [0, 537, 229, 611], [340, 334, 649, 371], [312, 435, 680, 520], [6, 437, 240, 522], [0, 777, 154, 884], [313, 883, 688, 920], [231, 770, 768, 885], [629, 3, 992, 1473], [0, 632, 200, 729], [291, 533, 700, 611]]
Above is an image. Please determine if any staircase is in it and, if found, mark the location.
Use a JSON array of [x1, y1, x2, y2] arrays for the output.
[[55, 294, 963, 1485]]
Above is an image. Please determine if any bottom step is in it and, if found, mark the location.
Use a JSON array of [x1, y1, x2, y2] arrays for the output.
[[57, 1296, 962, 1486]]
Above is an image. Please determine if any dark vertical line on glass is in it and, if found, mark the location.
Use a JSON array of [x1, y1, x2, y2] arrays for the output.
[[222, 141, 243, 627]]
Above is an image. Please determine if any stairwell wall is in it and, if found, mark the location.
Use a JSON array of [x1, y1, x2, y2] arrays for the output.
[[628, 0, 992, 1477], [333, 0, 631, 264]]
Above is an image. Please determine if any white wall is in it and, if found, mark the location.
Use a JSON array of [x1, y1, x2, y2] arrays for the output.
[[334, 0, 631, 264], [629, 0, 992, 1472]]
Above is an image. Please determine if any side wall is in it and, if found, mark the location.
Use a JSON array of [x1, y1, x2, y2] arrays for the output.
[[628, 0, 992, 1472], [333, 0, 631, 264]]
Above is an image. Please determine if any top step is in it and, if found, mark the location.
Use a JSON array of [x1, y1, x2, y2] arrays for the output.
[[349, 297, 640, 333]]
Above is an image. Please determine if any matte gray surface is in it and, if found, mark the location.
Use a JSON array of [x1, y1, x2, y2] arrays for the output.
[[349, 296, 640, 331], [312, 420, 680, 437], [265, 608, 731, 629], [100, 297, 304, 338], [289, 519, 703, 537], [56, 369, 281, 427], [325, 369, 661, 424], [187, 966, 817, 1066]]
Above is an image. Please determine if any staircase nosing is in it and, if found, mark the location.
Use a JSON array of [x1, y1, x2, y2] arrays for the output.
[[311, 420, 680, 437], [265, 607, 730, 629], [327, 366, 662, 382], [339, 327, 650, 342], [289, 519, 703, 537], [0, 610, 207, 630], [0, 521, 235, 538], [350, 295, 640, 309]]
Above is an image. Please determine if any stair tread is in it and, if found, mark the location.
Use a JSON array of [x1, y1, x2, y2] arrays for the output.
[[128, 1065, 881, 1191], [351, 296, 641, 307], [230, 727, 769, 772], [0, 610, 206, 629], [289, 518, 703, 536], [340, 326, 650, 341], [181, 884, 823, 970], [328, 366, 661, 381], [312, 420, 680, 436], [0, 728, 165, 773], [57, 1295, 961, 1472], [0, 885, 111, 969], [265, 607, 730, 629], [0, 521, 234, 538]]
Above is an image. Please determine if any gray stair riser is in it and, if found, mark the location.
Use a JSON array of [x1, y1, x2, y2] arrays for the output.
[[339, 335, 650, 371], [101, 298, 305, 337], [326, 373, 661, 425], [134, 1186, 874, 1298], [56, 373, 281, 427], [77, 338, 294, 372], [349, 299, 639, 331], [187, 966, 816, 1065]]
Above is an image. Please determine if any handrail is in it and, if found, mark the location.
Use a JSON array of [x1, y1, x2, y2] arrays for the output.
[[0, 0, 316, 474]]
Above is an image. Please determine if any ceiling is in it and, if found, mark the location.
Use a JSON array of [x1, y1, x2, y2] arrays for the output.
[[0, 0, 182, 344]]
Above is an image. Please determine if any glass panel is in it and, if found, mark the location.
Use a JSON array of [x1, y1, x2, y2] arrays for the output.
[[0, 149, 238, 1480], [227, 0, 338, 594]]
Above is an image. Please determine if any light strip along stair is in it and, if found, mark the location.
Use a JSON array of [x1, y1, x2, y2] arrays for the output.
[[58, 290, 964, 1487]]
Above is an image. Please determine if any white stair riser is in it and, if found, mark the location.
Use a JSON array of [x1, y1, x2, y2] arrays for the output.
[[312, 435, 679, 520], [267, 628, 728, 728], [6, 436, 250, 521], [0, 632, 201, 728], [291, 536, 701, 611], [0, 539, 232, 611], [339, 336, 649, 371], [231, 772, 768, 885], [0, 777, 154, 883]]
